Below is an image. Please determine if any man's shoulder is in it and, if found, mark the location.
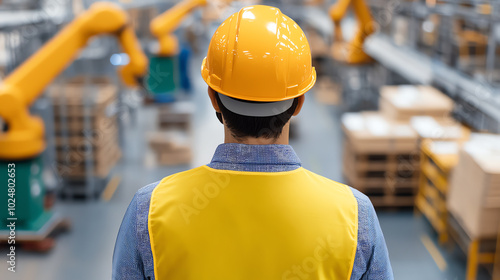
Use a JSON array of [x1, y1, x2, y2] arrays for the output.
[[348, 187, 374, 213], [135, 167, 207, 201], [133, 181, 161, 212], [136, 181, 161, 197], [300, 169, 356, 193]]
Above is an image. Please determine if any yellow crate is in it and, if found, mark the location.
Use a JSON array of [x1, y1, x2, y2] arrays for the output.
[[416, 139, 460, 243], [448, 212, 497, 280]]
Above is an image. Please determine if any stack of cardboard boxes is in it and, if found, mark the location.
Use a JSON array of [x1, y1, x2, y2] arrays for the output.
[[448, 134, 500, 239], [379, 85, 453, 121], [149, 102, 193, 166], [148, 131, 192, 166], [446, 134, 500, 278], [342, 85, 465, 207], [49, 77, 121, 179], [342, 112, 419, 206]]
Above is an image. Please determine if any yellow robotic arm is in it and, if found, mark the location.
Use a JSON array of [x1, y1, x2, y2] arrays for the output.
[[0, 2, 148, 160], [150, 0, 207, 57], [329, 0, 375, 64]]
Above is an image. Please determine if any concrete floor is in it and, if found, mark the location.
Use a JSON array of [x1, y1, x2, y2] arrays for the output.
[[1, 53, 490, 280]]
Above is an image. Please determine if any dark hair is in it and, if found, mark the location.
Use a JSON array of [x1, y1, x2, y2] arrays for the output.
[[214, 93, 299, 140]]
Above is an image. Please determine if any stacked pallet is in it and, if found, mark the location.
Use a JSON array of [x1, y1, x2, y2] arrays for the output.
[[415, 139, 460, 243], [314, 77, 341, 106], [411, 117, 469, 243], [150, 101, 194, 166], [342, 85, 461, 207], [410, 116, 470, 142], [379, 85, 454, 121], [380, 85, 471, 142], [342, 112, 419, 207], [446, 134, 500, 279], [158, 102, 193, 130], [49, 77, 121, 178], [148, 131, 192, 166], [306, 28, 329, 59]]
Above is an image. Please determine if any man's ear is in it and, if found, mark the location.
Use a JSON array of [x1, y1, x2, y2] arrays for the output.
[[208, 87, 221, 113], [293, 95, 305, 116]]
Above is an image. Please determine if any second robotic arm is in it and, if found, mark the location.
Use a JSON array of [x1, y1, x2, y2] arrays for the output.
[[0, 2, 148, 160]]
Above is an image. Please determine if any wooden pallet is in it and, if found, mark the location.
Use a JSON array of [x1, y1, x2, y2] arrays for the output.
[[54, 115, 117, 133], [157, 103, 193, 131], [49, 77, 116, 106], [345, 172, 417, 207], [155, 147, 192, 166], [415, 139, 460, 243], [54, 125, 118, 147], [379, 85, 454, 121], [52, 92, 116, 118], [343, 141, 420, 207], [55, 128, 117, 151], [341, 113, 419, 155], [314, 76, 341, 105], [148, 124, 193, 166], [55, 145, 121, 178]]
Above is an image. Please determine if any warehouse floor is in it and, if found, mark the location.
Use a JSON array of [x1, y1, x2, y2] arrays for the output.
[[1, 54, 490, 280]]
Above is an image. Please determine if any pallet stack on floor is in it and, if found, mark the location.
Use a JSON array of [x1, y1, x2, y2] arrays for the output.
[[148, 131, 192, 166], [446, 134, 500, 280], [148, 101, 194, 166], [49, 77, 121, 196], [342, 85, 462, 207], [379, 85, 454, 121], [342, 112, 419, 207], [415, 139, 460, 243]]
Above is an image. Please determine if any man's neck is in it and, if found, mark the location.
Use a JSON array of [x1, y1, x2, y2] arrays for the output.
[[223, 123, 290, 145]]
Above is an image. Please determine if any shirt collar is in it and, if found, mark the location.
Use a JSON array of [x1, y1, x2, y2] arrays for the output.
[[208, 143, 301, 172]]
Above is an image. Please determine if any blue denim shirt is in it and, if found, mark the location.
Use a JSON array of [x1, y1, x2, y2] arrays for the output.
[[112, 144, 393, 279]]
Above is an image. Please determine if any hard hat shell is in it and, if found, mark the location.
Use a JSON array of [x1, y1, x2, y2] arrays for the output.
[[201, 5, 316, 102]]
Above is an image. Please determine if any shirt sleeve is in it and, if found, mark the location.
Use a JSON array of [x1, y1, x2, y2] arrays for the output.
[[349, 187, 394, 280], [112, 194, 146, 279]]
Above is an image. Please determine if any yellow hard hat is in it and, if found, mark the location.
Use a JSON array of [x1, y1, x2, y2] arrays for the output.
[[201, 5, 316, 102]]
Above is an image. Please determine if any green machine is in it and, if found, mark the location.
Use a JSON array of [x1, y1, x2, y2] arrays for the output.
[[0, 157, 52, 232], [147, 0, 207, 102], [146, 55, 180, 103], [0, 3, 148, 243]]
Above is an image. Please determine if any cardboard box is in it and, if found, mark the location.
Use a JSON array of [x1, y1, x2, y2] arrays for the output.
[[410, 116, 470, 142], [380, 86, 454, 121], [342, 111, 419, 154], [447, 134, 500, 238], [307, 28, 329, 58], [158, 101, 194, 130], [148, 131, 192, 166], [49, 77, 120, 178], [157, 147, 192, 166], [49, 76, 117, 116], [314, 77, 341, 105]]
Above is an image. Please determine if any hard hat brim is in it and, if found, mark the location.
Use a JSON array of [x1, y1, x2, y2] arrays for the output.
[[201, 57, 317, 102], [217, 93, 295, 117]]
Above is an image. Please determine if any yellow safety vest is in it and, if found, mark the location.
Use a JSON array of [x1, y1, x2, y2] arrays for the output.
[[149, 166, 358, 280]]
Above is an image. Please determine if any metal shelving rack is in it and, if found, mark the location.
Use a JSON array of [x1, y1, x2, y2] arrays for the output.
[[364, 0, 500, 133]]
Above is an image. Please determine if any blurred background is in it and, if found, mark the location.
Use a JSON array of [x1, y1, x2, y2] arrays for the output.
[[0, 0, 500, 279]]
